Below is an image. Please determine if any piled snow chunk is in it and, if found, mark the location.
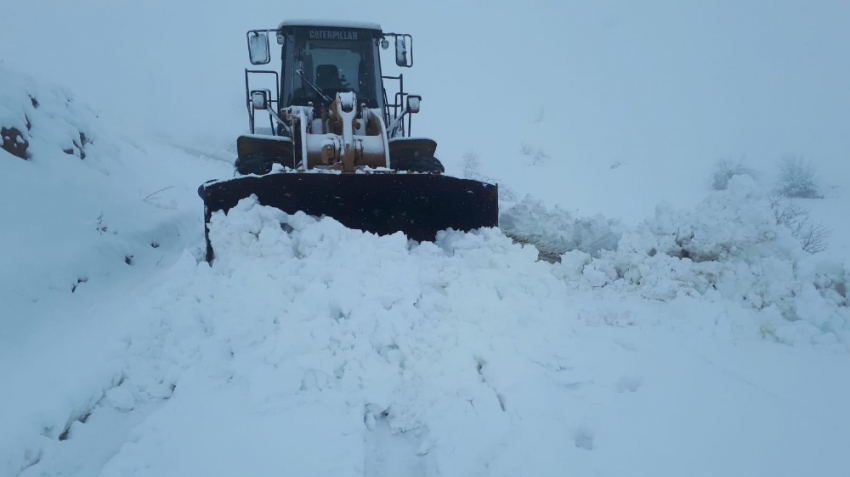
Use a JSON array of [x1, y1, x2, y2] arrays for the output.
[[0, 66, 100, 160], [553, 176, 849, 343], [500, 195, 623, 258], [207, 183, 849, 346], [91, 196, 849, 477], [108, 197, 571, 476], [617, 175, 801, 263], [10, 190, 850, 476]]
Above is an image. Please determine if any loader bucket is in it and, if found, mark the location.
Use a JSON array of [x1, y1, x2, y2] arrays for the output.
[[200, 171, 499, 262]]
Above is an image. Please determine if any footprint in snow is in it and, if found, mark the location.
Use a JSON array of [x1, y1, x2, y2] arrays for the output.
[[574, 426, 595, 451]]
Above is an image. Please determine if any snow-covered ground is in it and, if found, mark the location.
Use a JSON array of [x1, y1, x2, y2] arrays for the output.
[[2, 2, 850, 476], [3, 65, 849, 477]]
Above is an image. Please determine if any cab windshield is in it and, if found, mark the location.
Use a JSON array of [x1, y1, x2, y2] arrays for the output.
[[288, 34, 379, 108]]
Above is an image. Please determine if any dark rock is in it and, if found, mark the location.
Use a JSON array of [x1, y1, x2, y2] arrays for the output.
[[1, 127, 29, 159]]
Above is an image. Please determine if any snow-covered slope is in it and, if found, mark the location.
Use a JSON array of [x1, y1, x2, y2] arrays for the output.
[[0, 65, 236, 341], [0, 66, 233, 476]]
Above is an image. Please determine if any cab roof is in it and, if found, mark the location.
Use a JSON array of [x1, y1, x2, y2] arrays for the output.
[[278, 19, 383, 32]]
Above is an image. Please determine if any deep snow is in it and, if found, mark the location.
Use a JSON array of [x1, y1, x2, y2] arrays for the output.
[[2, 2, 850, 476], [3, 71, 849, 474]]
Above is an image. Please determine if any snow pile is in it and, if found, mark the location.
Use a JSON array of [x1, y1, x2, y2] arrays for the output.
[[500, 195, 623, 258], [13, 195, 843, 477], [554, 176, 849, 345], [0, 66, 102, 161], [6, 192, 850, 477], [85, 198, 574, 476]]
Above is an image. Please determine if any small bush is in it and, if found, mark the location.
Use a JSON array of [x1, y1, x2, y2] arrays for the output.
[[774, 155, 822, 199], [768, 194, 831, 254], [711, 157, 754, 190]]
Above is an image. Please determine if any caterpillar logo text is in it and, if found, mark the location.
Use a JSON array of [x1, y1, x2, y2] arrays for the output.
[[309, 30, 358, 40]]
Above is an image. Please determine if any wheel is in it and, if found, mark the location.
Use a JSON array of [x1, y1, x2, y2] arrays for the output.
[[234, 154, 281, 176], [390, 156, 445, 173]]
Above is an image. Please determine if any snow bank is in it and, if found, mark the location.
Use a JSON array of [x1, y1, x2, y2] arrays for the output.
[[87, 198, 571, 476], [14, 195, 840, 477], [0, 65, 212, 322], [0, 66, 102, 161], [553, 176, 849, 345], [0, 68, 232, 477], [500, 195, 623, 258], [0, 65, 230, 316], [8, 189, 850, 476]]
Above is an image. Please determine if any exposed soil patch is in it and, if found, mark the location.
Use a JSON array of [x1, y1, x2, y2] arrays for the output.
[[1, 126, 29, 159]]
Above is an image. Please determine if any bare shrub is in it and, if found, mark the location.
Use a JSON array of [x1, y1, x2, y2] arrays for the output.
[[768, 194, 831, 253], [774, 155, 822, 198], [711, 157, 754, 190]]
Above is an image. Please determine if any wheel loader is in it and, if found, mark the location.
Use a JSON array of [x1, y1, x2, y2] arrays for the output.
[[199, 19, 499, 262]]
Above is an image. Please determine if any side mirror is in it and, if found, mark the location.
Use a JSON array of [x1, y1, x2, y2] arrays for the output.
[[407, 95, 421, 114], [395, 35, 413, 67], [247, 31, 271, 65], [251, 90, 270, 110]]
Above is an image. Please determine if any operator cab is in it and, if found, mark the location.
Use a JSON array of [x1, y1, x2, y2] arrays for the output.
[[244, 20, 416, 139], [278, 22, 384, 110]]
